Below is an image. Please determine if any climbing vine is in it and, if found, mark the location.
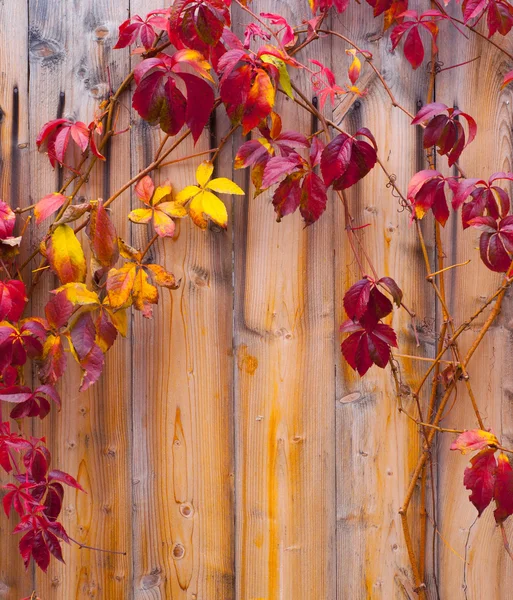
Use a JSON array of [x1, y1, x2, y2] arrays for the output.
[[2, 0, 513, 597]]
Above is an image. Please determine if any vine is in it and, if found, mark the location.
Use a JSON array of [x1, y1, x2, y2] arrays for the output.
[[1, 0, 513, 596]]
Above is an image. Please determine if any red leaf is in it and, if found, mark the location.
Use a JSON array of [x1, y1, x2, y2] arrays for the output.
[[70, 313, 96, 361], [43, 530, 64, 563], [0, 200, 16, 238], [178, 72, 215, 142], [133, 53, 214, 143], [262, 155, 302, 188], [450, 429, 499, 454], [36, 119, 104, 167], [0, 280, 27, 322], [390, 11, 443, 70], [321, 129, 377, 190], [19, 530, 35, 570], [272, 174, 302, 221], [378, 277, 403, 306], [463, 449, 497, 516], [114, 15, 159, 50], [340, 318, 397, 376], [487, 0, 513, 36], [45, 290, 73, 329], [79, 344, 105, 392], [407, 169, 457, 225], [34, 193, 67, 224], [470, 215, 513, 272], [343, 279, 371, 320], [49, 469, 85, 492], [39, 334, 66, 385], [412, 103, 476, 167], [494, 452, 513, 523], [32, 531, 51, 572], [300, 171, 328, 224]]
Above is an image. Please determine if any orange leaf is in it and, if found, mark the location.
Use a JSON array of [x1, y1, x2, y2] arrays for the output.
[[132, 267, 158, 318], [106, 263, 137, 308]]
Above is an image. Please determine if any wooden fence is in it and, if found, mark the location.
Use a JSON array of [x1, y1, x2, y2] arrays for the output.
[[0, 0, 512, 598]]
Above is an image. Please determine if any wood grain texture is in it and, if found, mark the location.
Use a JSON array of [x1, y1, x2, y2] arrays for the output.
[[232, 3, 336, 599], [28, 1, 133, 598], [436, 16, 513, 599], [130, 3, 234, 599], [331, 3, 434, 597], [3, 2, 513, 599], [0, 1, 32, 598]]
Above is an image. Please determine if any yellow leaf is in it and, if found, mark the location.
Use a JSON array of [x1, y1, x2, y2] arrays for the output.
[[128, 208, 153, 223], [106, 263, 137, 308], [207, 177, 245, 195], [118, 238, 142, 261], [196, 161, 214, 187], [54, 283, 100, 306], [132, 267, 158, 315], [152, 183, 172, 206], [189, 190, 228, 230], [103, 299, 128, 337], [109, 308, 128, 337], [175, 185, 201, 204], [47, 224, 87, 284], [146, 264, 179, 289], [157, 201, 188, 218], [260, 54, 293, 99]]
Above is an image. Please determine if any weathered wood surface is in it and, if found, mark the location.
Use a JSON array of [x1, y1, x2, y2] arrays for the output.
[[0, 1, 31, 599], [437, 14, 513, 600], [331, 3, 434, 598], [0, 1, 512, 599]]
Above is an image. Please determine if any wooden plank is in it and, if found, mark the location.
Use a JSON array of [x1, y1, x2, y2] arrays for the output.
[[130, 2, 234, 598], [330, 4, 434, 597], [0, 2, 33, 599], [436, 19, 513, 599], [28, 1, 133, 597], [232, 2, 336, 598]]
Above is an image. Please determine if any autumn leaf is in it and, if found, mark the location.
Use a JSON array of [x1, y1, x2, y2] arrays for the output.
[[129, 176, 187, 237], [412, 103, 477, 167], [0, 280, 27, 322], [469, 215, 513, 272], [38, 334, 66, 385], [34, 194, 68, 225], [407, 170, 459, 226], [176, 161, 244, 229], [494, 453, 513, 523], [132, 51, 215, 142], [106, 247, 178, 319], [450, 429, 499, 454], [463, 449, 497, 516], [106, 263, 137, 309], [321, 128, 378, 190], [0, 200, 21, 248], [217, 46, 297, 134], [390, 10, 445, 70], [46, 225, 87, 284], [36, 119, 104, 167], [114, 13, 165, 50], [340, 316, 398, 376], [87, 200, 119, 269], [453, 173, 513, 229]]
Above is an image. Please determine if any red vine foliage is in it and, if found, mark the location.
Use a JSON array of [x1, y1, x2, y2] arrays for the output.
[[2, 0, 513, 595]]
